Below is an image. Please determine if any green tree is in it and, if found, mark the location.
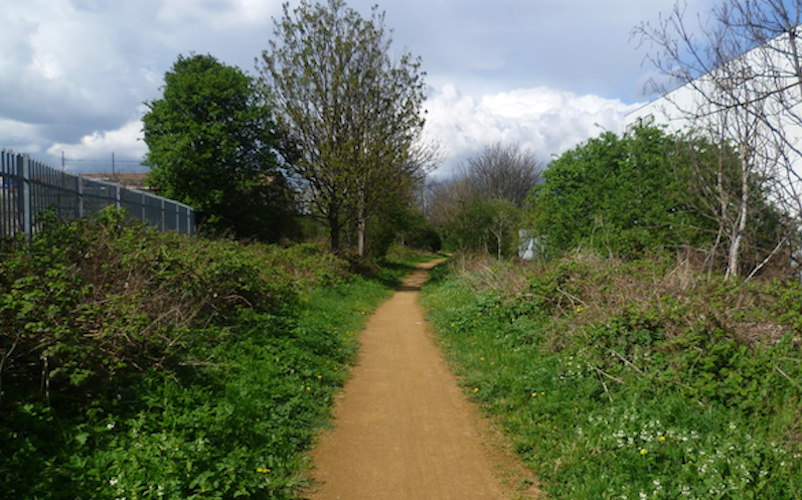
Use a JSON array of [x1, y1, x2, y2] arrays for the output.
[[528, 126, 787, 268], [426, 142, 537, 257], [462, 142, 542, 207], [259, 0, 428, 255], [635, 0, 802, 276], [438, 197, 520, 258], [528, 127, 715, 258], [143, 54, 294, 241]]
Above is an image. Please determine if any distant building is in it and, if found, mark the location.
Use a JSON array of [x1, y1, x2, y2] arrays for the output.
[[625, 29, 802, 224], [83, 173, 155, 192], [625, 30, 802, 183]]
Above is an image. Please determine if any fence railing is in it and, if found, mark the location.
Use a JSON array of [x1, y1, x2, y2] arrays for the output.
[[0, 150, 195, 238]]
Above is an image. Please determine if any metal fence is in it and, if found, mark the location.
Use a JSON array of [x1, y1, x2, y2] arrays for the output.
[[0, 150, 195, 238]]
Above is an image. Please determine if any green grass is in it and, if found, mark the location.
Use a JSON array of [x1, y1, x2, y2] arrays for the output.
[[421, 256, 802, 499], [0, 209, 408, 499]]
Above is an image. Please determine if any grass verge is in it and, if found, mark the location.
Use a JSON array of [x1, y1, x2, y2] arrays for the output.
[[0, 209, 424, 499], [421, 254, 802, 499]]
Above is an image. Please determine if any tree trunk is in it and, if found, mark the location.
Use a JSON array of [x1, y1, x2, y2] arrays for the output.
[[357, 191, 367, 257], [726, 144, 750, 279], [708, 226, 724, 278], [329, 224, 341, 254], [709, 143, 728, 277], [357, 217, 367, 257], [328, 205, 342, 254]]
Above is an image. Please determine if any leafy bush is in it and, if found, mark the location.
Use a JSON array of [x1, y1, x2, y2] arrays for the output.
[[0, 208, 392, 498], [421, 254, 802, 499], [526, 126, 788, 272], [0, 209, 340, 406]]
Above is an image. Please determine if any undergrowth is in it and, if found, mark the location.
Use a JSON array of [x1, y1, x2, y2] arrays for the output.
[[421, 253, 802, 499], [0, 208, 414, 499]]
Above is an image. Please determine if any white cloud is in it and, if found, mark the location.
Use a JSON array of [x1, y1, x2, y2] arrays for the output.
[[0, 0, 715, 174], [0, 0, 280, 167], [0, 119, 48, 153], [47, 120, 147, 173], [424, 84, 642, 178], [0, 0, 162, 137], [156, 0, 279, 34], [366, 0, 718, 100]]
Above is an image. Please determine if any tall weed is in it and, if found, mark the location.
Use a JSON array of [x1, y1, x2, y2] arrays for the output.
[[0, 208, 394, 498], [422, 254, 802, 499]]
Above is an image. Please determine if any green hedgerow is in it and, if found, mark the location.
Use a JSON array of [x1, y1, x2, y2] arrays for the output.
[[421, 254, 802, 499], [0, 207, 399, 498]]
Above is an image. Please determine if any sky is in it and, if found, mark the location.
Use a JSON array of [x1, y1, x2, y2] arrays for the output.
[[0, 0, 714, 177]]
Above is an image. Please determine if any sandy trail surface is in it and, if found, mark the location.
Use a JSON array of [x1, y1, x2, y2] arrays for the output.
[[306, 259, 539, 500]]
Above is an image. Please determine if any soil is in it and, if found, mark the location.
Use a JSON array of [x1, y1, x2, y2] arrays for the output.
[[305, 259, 541, 500]]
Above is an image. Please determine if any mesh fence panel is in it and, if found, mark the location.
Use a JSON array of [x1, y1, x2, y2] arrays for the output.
[[0, 151, 195, 238]]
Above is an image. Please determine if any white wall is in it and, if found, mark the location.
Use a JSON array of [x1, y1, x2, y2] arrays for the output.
[[624, 37, 802, 217]]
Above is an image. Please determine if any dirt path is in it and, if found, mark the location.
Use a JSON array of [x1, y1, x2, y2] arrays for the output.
[[306, 259, 539, 500]]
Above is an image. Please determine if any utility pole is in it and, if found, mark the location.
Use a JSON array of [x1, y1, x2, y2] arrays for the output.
[[112, 152, 116, 182], [61, 151, 65, 172]]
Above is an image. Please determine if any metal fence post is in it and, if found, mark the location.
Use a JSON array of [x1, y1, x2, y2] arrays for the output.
[[77, 176, 84, 219], [1, 148, 195, 238], [18, 154, 32, 237]]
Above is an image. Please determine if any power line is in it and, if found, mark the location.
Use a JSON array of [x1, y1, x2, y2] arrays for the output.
[[66, 158, 146, 164]]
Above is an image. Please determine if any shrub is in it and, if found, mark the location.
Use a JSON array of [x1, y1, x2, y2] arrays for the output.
[[421, 253, 802, 498], [0, 207, 392, 498]]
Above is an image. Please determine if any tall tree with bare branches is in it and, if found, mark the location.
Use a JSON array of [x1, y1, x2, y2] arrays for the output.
[[259, 0, 428, 255], [462, 142, 543, 207], [635, 0, 801, 277], [425, 142, 541, 256]]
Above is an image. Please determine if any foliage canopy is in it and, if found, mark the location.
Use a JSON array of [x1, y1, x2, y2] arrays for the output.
[[143, 54, 294, 241], [529, 127, 725, 258], [528, 126, 789, 274], [259, 0, 428, 254], [426, 142, 540, 257]]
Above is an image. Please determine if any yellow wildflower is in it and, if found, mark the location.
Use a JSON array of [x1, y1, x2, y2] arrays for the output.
[[305, 386, 311, 391], [256, 468, 271, 473], [658, 436, 666, 443], [640, 449, 649, 455], [472, 387, 480, 393]]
